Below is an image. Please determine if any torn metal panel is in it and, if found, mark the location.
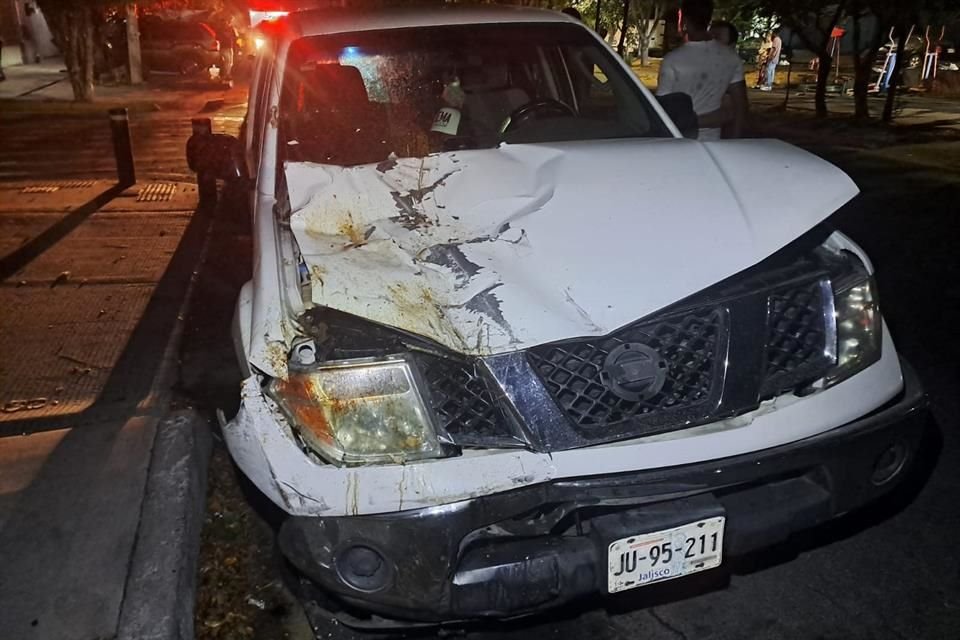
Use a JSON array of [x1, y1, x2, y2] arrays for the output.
[[246, 191, 299, 379], [281, 138, 858, 359], [224, 377, 553, 516]]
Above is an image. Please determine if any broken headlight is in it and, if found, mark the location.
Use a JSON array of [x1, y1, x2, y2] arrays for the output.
[[827, 272, 881, 386], [269, 357, 446, 465]]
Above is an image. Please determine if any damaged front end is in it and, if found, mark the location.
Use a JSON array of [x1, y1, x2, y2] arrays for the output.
[[269, 308, 528, 466], [216, 13, 930, 624], [226, 216, 899, 498], [217, 144, 928, 626]]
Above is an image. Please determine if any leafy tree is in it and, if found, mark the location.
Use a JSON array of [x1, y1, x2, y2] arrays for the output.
[[573, 0, 623, 40], [844, 0, 958, 122], [636, 0, 666, 65], [744, 0, 957, 122], [869, 0, 959, 122], [714, 0, 765, 39], [36, 0, 108, 101], [36, 0, 225, 101], [617, 0, 631, 53], [848, 1, 882, 119], [754, 0, 849, 118]]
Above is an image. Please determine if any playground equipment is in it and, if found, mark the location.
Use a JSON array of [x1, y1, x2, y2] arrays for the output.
[[806, 27, 844, 76], [872, 25, 914, 92], [922, 25, 945, 81], [829, 25, 844, 82]]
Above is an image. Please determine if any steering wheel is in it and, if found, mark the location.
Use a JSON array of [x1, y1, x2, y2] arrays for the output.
[[500, 99, 576, 137]]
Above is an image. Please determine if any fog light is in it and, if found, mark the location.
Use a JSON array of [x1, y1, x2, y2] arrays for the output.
[[871, 442, 908, 486], [337, 545, 391, 592]]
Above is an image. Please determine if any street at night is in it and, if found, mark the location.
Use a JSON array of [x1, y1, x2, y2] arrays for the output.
[[1, 4, 959, 640]]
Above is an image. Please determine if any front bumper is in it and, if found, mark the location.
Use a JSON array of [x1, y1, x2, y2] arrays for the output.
[[278, 359, 928, 623]]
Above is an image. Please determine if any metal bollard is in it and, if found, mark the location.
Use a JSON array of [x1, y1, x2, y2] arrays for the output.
[[189, 117, 217, 209], [108, 107, 136, 187]]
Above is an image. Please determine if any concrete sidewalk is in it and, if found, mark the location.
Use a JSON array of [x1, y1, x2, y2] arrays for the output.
[[0, 60, 69, 98], [0, 179, 213, 640]]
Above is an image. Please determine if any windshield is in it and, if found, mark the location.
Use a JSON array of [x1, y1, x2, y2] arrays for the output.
[[280, 22, 670, 165]]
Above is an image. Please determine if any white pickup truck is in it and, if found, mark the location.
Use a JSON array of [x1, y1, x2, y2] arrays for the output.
[[190, 5, 927, 626]]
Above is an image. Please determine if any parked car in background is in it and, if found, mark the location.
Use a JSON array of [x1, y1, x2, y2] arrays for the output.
[[937, 43, 959, 73], [190, 5, 927, 628], [138, 16, 220, 75]]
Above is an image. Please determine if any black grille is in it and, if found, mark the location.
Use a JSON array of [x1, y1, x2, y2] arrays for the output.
[[417, 353, 517, 446], [527, 309, 726, 433], [761, 279, 834, 397]]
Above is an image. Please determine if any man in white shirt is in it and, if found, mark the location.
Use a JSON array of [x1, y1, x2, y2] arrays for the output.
[[656, 0, 748, 140]]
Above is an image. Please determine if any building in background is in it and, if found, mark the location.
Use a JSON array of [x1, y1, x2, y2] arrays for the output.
[[0, 0, 57, 65]]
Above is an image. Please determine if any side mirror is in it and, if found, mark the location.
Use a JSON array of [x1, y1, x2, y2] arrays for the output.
[[186, 118, 246, 180], [186, 117, 248, 206], [656, 93, 698, 139]]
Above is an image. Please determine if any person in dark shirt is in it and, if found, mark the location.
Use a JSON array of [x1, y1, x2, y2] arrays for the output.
[[213, 15, 238, 84]]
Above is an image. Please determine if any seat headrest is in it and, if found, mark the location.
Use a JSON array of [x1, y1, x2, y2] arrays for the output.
[[309, 64, 369, 107], [461, 64, 509, 92]]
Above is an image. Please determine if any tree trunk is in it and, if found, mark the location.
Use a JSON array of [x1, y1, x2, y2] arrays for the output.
[[46, 7, 95, 101], [814, 52, 831, 118], [595, 0, 602, 33], [851, 4, 866, 119], [636, 3, 661, 67], [81, 9, 94, 97], [852, 54, 871, 118], [783, 1, 847, 120], [849, 3, 883, 120], [126, 4, 143, 84], [617, 0, 630, 56], [882, 24, 907, 123], [853, 35, 883, 119]]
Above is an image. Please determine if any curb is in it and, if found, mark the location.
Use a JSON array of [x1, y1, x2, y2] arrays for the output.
[[117, 410, 213, 640], [115, 202, 216, 639]]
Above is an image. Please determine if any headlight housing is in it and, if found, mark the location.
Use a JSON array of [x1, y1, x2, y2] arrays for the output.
[[826, 269, 881, 385], [269, 357, 446, 465]]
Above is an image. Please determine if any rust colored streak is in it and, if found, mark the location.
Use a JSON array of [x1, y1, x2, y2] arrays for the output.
[[326, 395, 360, 417], [336, 213, 368, 247], [274, 376, 334, 446], [264, 342, 289, 380]]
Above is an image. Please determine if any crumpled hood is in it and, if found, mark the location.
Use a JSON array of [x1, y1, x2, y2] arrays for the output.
[[275, 137, 857, 368]]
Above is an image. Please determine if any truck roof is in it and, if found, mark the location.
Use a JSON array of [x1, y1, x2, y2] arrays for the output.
[[283, 5, 576, 40]]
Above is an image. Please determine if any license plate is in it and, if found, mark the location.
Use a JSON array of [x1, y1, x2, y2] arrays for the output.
[[607, 516, 725, 594]]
